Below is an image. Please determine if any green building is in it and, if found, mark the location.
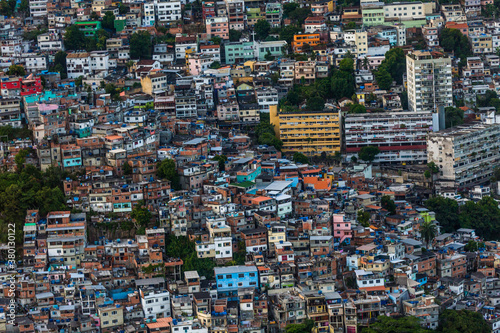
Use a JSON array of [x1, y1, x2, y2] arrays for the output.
[[75, 21, 102, 37], [362, 6, 385, 26], [224, 42, 256, 64]]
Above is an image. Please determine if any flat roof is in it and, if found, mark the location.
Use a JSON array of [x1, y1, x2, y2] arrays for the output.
[[214, 265, 257, 275]]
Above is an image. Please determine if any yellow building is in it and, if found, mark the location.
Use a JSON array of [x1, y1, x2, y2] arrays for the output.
[[270, 105, 341, 156]]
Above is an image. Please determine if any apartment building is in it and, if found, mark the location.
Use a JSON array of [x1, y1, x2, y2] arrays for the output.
[[270, 105, 341, 156], [344, 111, 434, 164], [427, 122, 500, 187], [155, 0, 181, 23], [140, 288, 171, 319], [403, 296, 439, 329], [226, 0, 245, 30], [384, 2, 426, 19], [406, 51, 452, 112], [292, 33, 320, 53], [206, 16, 229, 39], [0, 98, 22, 128], [66, 52, 91, 79]]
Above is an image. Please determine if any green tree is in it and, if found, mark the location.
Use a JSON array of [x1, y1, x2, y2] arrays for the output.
[[90, 11, 99, 20], [102, 12, 115, 30], [420, 220, 437, 249], [0, 0, 16, 16], [123, 161, 133, 175], [339, 57, 354, 72], [444, 107, 464, 128], [438, 310, 491, 333], [279, 24, 301, 45], [130, 31, 153, 59], [157, 158, 181, 190], [63, 25, 87, 50], [376, 48, 406, 85], [347, 103, 367, 114], [212, 155, 228, 171], [255, 116, 283, 151], [345, 21, 356, 30], [210, 36, 222, 45], [439, 28, 472, 64], [425, 197, 460, 232], [209, 61, 221, 69], [375, 67, 392, 90], [458, 196, 500, 240], [264, 50, 274, 61], [293, 152, 309, 164], [254, 19, 271, 41], [14, 148, 30, 171], [306, 95, 325, 111], [118, 3, 129, 14], [381, 195, 396, 215], [358, 146, 380, 163], [96, 28, 109, 50], [6, 64, 26, 76], [358, 210, 370, 227], [360, 315, 432, 333], [464, 240, 485, 252], [19, 0, 29, 14], [165, 234, 216, 279], [229, 29, 242, 42], [285, 319, 315, 333], [131, 200, 152, 228]]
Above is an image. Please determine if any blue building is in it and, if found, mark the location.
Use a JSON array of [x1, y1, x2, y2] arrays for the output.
[[214, 266, 258, 299]]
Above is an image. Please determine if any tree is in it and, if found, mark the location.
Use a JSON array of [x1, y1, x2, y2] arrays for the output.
[[360, 315, 431, 333], [157, 158, 181, 190], [19, 0, 29, 14], [131, 200, 152, 228], [209, 61, 221, 69], [445, 107, 464, 128], [229, 29, 242, 42], [14, 149, 30, 171], [293, 152, 309, 164], [358, 146, 380, 163], [439, 28, 472, 63], [130, 31, 153, 59], [377, 48, 406, 85], [339, 57, 354, 72], [165, 234, 216, 279], [118, 3, 129, 14], [0, 0, 16, 16], [420, 220, 437, 249], [458, 196, 500, 240], [347, 103, 367, 114], [63, 25, 87, 50], [345, 21, 356, 30], [75, 76, 83, 87], [264, 50, 274, 61], [210, 36, 222, 45], [464, 240, 485, 252], [90, 11, 99, 20], [102, 12, 115, 30], [285, 319, 315, 333], [123, 161, 133, 175], [279, 24, 301, 45], [381, 195, 396, 215], [306, 95, 325, 111], [254, 19, 271, 41], [358, 210, 370, 227], [425, 197, 460, 233], [374, 67, 392, 90], [6, 64, 26, 76], [212, 155, 228, 171], [438, 310, 491, 333]]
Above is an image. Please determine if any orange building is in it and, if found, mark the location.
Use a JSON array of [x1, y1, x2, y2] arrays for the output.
[[292, 33, 321, 53]]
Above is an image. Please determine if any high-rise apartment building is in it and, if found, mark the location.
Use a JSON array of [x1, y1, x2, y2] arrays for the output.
[[427, 122, 500, 187], [406, 51, 452, 112], [270, 105, 341, 156]]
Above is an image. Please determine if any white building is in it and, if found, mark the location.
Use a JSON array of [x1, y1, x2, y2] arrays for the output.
[[355, 269, 385, 290], [90, 51, 110, 74], [214, 236, 233, 260], [143, 2, 155, 26], [155, 0, 181, 23], [140, 289, 171, 319], [256, 87, 278, 113], [66, 52, 90, 79], [406, 50, 452, 112], [344, 111, 435, 164], [384, 2, 426, 19], [30, 0, 48, 17], [23, 54, 48, 72], [427, 123, 500, 187], [37, 33, 64, 52]]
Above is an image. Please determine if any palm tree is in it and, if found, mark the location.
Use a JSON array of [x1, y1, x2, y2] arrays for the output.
[[362, 57, 369, 70], [420, 220, 437, 249]]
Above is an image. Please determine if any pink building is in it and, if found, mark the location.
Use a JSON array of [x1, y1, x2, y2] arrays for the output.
[[206, 16, 229, 39], [333, 214, 352, 246], [188, 53, 214, 75]]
